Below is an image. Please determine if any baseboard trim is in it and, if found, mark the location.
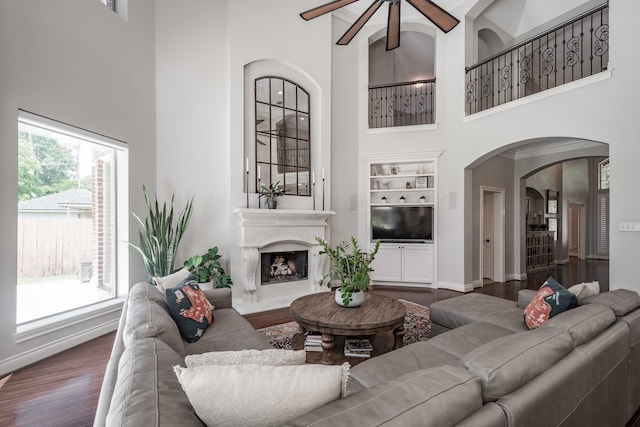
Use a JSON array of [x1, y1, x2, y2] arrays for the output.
[[471, 279, 483, 288], [0, 320, 118, 377], [505, 273, 527, 281], [438, 281, 474, 293]]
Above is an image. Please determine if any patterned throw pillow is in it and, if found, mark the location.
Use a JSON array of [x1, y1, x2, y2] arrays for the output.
[[524, 277, 578, 330], [166, 276, 213, 342]]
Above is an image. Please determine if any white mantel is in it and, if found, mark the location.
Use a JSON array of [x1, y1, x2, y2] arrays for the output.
[[231, 208, 335, 314]]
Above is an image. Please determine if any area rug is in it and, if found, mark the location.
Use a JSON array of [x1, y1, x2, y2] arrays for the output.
[[257, 299, 431, 350]]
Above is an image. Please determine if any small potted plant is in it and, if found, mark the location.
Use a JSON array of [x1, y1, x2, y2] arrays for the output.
[[381, 196, 387, 204], [419, 195, 427, 204], [184, 246, 233, 288], [259, 181, 284, 209], [315, 236, 380, 307], [399, 195, 406, 203]]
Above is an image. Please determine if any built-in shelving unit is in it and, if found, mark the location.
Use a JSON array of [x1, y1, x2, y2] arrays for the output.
[[366, 155, 438, 287], [525, 231, 555, 271]]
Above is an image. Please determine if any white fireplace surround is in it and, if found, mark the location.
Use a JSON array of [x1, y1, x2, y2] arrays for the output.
[[231, 208, 335, 314]]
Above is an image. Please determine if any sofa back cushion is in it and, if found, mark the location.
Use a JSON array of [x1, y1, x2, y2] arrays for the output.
[[587, 289, 640, 317], [124, 282, 186, 357], [461, 327, 573, 402], [283, 365, 483, 427], [106, 338, 202, 427], [543, 303, 615, 346]]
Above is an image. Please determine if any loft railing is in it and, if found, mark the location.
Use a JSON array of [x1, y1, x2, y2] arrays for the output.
[[465, 3, 609, 115], [369, 79, 435, 128]]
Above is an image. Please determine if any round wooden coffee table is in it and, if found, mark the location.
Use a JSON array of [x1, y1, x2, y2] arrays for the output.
[[290, 292, 406, 365]]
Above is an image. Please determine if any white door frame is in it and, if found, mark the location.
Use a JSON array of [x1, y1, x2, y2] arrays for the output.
[[568, 202, 586, 259], [480, 186, 505, 284]]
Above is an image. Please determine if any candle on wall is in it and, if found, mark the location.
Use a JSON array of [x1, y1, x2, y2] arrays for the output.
[[246, 157, 249, 173], [322, 168, 325, 180], [312, 171, 315, 184], [258, 165, 261, 179]]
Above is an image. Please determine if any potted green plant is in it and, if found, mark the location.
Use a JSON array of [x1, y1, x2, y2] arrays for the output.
[[381, 196, 387, 204], [129, 186, 194, 283], [315, 236, 380, 307], [399, 195, 406, 203], [184, 246, 233, 288], [419, 195, 427, 204], [259, 181, 284, 209]]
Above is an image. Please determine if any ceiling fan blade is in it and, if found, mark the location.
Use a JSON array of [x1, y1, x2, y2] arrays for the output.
[[300, 0, 359, 21], [386, 1, 401, 50], [406, 0, 459, 33], [337, 0, 383, 45]]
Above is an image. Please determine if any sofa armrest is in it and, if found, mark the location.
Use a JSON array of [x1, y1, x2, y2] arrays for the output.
[[517, 289, 537, 308], [203, 287, 232, 309]]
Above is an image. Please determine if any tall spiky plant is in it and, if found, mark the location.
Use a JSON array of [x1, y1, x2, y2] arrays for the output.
[[129, 185, 194, 283]]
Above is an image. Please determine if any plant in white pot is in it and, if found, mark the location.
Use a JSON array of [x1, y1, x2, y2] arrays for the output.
[[183, 246, 233, 289], [315, 236, 380, 307]]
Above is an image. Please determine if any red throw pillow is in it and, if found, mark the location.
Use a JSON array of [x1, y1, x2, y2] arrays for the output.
[[524, 277, 578, 330], [166, 276, 213, 342]]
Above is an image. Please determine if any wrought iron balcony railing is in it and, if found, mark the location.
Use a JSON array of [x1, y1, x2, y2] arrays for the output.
[[465, 3, 609, 115], [369, 79, 435, 128]]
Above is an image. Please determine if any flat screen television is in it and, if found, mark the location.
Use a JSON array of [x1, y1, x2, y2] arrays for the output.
[[371, 205, 433, 243]]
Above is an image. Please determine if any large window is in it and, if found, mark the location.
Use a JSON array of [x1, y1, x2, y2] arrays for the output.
[[599, 158, 610, 189], [255, 77, 311, 196], [17, 112, 126, 324]]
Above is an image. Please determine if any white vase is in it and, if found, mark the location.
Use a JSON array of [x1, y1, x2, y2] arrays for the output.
[[335, 289, 364, 307]]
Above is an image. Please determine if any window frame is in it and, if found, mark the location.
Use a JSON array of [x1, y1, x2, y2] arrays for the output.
[[16, 110, 129, 334], [254, 76, 311, 197]]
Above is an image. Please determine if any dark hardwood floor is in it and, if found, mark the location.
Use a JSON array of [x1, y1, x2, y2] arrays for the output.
[[2, 258, 634, 427]]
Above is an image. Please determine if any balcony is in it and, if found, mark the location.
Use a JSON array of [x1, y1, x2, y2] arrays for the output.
[[369, 79, 436, 129], [465, 3, 609, 115]]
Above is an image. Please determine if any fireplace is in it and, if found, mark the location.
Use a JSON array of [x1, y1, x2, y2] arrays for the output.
[[231, 208, 335, 314], [261, 250, 308, 285]]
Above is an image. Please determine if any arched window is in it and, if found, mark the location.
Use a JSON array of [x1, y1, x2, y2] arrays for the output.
[[255, 77, 310, 196]]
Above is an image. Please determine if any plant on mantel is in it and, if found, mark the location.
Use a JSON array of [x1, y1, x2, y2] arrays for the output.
[[315, 236, 380, 307], [258, 181, 284, 209]]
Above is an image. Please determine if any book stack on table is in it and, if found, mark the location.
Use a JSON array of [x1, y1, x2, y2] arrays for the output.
[[304, 332, 323, 352], [344, 338, 373, 358]]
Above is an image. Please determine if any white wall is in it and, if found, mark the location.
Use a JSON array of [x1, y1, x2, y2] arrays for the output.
[[155, 0, 332, 293], [329, 0, 640, 293], [0, 0, 156, 374]]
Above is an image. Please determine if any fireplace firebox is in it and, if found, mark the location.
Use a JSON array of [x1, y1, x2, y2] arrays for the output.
[[261, 250, 308, 285]]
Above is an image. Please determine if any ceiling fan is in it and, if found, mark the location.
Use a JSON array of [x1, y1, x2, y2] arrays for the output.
[[300, 0, 459, 51]]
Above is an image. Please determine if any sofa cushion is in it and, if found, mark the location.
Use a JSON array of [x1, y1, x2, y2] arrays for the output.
[[124, 282, 186, 357], [283, 365, 483, 427], [429, 293, 516, 329], [524, 277, 578, 329], [166, 278, 213, 343], [174, 362, 349, 427], [349, 340, 460, 388], [428, 321, 515, 359], [544, 303, 615, 346], [184, 308, 273, 355], [185, 348, 306, 367], [461, 326, 574, 402], [587, 289, 640, 316], [106, 338, 202, 426]]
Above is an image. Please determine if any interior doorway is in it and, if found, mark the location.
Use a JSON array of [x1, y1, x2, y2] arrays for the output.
[[480, 186, 505, 283], [568, 202, 586, 259]]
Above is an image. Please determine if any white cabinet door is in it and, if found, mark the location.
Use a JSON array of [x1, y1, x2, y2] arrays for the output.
[[401, 245, 434, 283], [370, 245, 402, 281]]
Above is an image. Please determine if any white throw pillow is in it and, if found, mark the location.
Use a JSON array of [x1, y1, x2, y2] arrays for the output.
[[568, 281, 600, 303], [174, 363, 349, 427], [185, 349, 306, 367], [153, 268, 192, 294]]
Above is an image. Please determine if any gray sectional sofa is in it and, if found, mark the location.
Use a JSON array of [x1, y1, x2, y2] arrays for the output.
[[95, 281, 640, 426]]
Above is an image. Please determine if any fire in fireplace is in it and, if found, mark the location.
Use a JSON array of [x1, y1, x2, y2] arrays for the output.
[[261, 250, 308, 285]]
